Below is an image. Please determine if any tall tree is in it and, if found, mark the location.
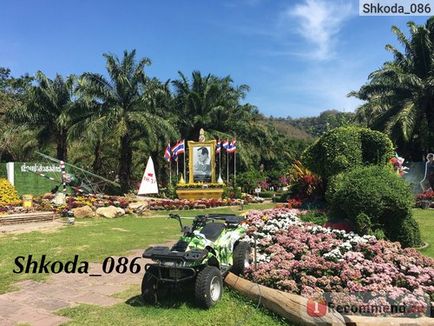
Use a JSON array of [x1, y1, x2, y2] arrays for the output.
[[0, 68, 37, 161], [7, 71, 74, 160], [78, 50, 177, 192], [172, 71, 249, 140], [350, 18, 434, 159]]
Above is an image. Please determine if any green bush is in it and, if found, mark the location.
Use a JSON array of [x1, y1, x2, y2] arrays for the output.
[[299, 211, 328, 225], [386, 215, 422, 248], [360, 128, 394, 165], [0, 164, 6, 178], [237, 170, 265, 193], [258, 191, 275, 198], [223, 186, 242, 199], [355, 212, 372, 235], [302, 127, 394, 180], [327, 166, 420, 247], [272, 191, 291, 202]]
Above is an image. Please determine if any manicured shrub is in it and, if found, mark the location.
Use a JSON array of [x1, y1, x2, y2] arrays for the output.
[[385, 215, 422, 248], [360, 128, 395, 165], [327, 166, 421, 247], [354, 212, 372, 235], [302, 126, 394, 180]]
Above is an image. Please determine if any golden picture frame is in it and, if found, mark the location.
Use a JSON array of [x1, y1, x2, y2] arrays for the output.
[[187, 140, 216, 184]]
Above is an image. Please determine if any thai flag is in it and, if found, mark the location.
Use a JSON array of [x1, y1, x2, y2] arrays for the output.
[[222, 139, 229, 150], [216, 140, 222, 154], [164, 143, 171, 162], [227, 139, 237, 153], [172, 140, 185, 156]]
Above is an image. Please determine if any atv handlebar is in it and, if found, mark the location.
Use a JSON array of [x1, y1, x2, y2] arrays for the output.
[[169, 214, 183, 230]]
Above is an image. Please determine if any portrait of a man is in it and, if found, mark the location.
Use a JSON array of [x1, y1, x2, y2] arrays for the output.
[[193, 146, 211, 182]]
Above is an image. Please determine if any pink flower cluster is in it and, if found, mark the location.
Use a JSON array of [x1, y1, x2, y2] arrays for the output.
[[243, 208, 434, 316]]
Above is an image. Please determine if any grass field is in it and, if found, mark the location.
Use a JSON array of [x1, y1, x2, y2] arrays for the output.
[[0, 202, 284, 325], [413, 208, 434, 258], [0, 203, 275, 294], [57, 287, 287, 326]]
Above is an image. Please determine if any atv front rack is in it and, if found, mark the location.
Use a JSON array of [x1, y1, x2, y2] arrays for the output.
[[143, 246, 208, 263], [144, 264, 196, 283]]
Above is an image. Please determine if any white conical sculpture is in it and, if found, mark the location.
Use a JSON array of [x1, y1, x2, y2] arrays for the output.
[[138, 157, 159, 195]]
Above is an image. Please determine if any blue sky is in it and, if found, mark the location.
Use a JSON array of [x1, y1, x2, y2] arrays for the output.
[[0, 0, 428, 117]]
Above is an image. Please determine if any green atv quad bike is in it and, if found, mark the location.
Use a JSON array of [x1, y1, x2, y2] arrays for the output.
[[141, 213, 251, 308]]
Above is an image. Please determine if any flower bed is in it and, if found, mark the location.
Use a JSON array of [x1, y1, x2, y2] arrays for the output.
[[0, 192, 265, 216], [243, 208, 434, 316], [148, 195, 263, 210], [416, 191, 434, 208]]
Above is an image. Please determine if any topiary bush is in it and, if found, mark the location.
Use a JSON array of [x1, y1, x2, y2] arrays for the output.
[[0, 178, 20, 206], [327, 166, 421, 247], [302, 126, 394, 180], [360, 128, 395, 165]]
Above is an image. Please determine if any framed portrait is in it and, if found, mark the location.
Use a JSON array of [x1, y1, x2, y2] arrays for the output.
[[188, 140, 216, 183]]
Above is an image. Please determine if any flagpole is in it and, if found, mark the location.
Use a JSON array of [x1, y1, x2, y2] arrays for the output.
[[226, 149, 229, 184], [169, 161, 172, 184], [183, 150, 186, 181], [176, 159, 179, 177], [234, 150, 236, 186], [219, 148, 221, 180]]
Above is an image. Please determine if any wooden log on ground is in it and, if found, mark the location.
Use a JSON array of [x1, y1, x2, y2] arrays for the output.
[[0, 211, 56, 226], [225, 273, 433, 326], [224, 272, 346, 326]]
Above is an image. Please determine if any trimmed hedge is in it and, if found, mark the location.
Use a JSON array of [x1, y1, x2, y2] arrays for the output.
[[327, 166, 421, 247], [302, 126, 394, 179]]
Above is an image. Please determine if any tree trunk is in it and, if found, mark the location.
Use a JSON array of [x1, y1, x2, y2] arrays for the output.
[[92, 139, 102, 174], [56, 129, 68, 161], [118, 134, 132, 193]]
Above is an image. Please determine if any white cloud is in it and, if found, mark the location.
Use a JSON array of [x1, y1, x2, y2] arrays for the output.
[[285, 0, 354, 60]]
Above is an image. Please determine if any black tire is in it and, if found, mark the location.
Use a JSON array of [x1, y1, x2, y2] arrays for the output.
[[195, 266, 223, 308], [232, 241, 251, 275], [141, 269, 158, 304]]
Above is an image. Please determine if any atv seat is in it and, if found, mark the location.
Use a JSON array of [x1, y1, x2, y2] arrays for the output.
[[201, 222, 225, 242]]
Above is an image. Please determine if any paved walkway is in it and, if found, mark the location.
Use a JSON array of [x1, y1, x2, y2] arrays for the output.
[[0, 220, 65, 236], [0, 249, 156, 326]]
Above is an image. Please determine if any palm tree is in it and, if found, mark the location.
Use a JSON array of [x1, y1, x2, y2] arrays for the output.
[[172, 71, 249, 140], [7, 71, 76, 161], [77, 50, 177, 192], [350, 18, 434, 159]]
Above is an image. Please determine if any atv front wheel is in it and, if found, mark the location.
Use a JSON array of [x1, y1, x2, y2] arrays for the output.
[[232, 241, 251, 275], [141, 269, 158, 304], [195, 266, 223, 308]]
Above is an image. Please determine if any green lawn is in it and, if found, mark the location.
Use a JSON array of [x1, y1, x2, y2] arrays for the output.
[[0, 203, 276, 294], [0, 216, 181, 294], [413, 208, 434, 258], [57, 287, 287, 326], [0, 203, 285, 325]]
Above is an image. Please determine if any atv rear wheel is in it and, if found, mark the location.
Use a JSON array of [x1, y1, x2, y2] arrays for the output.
[[195, 266, 223, 308], [232, 241, 251, 275]]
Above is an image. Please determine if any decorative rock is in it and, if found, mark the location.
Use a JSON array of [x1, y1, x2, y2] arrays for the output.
[[72, 205, 95, 218], [128, 202, 149, 214], [96, 206, 125, 218]]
